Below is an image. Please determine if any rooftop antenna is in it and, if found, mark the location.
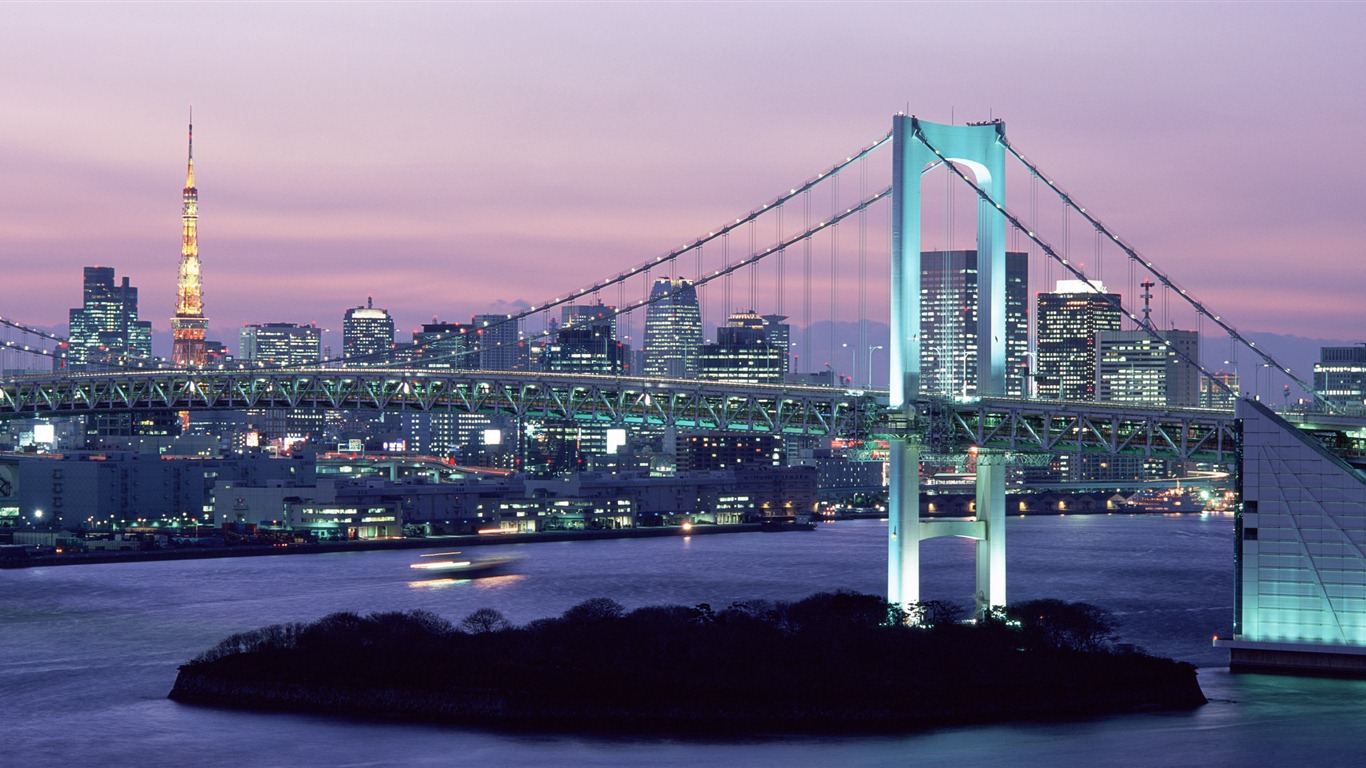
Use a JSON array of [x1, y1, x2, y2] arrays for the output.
[[1140, 279, 1155, 329]]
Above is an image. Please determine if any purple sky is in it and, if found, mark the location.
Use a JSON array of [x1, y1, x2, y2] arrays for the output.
[[3, 3, 1365, 357]]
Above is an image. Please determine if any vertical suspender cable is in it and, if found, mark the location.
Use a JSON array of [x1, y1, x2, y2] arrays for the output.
[[858, 156, 868, 388], [803, 189, 812, 374]]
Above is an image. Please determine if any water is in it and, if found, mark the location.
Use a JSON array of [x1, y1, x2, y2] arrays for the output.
[[4, 514, 1365, 767]]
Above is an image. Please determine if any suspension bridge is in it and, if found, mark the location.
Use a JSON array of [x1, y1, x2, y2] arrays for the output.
[[1, 114, 1356, 620]]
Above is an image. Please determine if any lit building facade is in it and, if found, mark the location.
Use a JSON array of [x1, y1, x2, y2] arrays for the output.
[[1095, 329, 1200, 407], [342, 298, 395, 364], [406, 322, 477, 371], [1218, 400, 1366, 673], [473, 314, 523, 371], [1313, 345, 1366, 415], [698, 311, 786, 384], [642, 277, 702, 379], [919, 250, 1029, 397], [1202, 371, 1241, 410], [1036, 280, 1122, 400], [239, 323, 322, 367], [66, 267, 152, 371]]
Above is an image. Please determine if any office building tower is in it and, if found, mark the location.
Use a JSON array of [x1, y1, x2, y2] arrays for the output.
[[698, 310, 786, 384], [919, 250, 1029, 397], [1200, 371, 1241, 410], [473, 314, 523, 371], [1313, 345, 1366, 415], [642, 277, 702, 379], [1036, 280, 1122, 400], [66, 267, 152, 370], [406, 321, 477, 371], [239, 323, 322, 367], [761, 315, 792, 376], [546, 322, 629, 375], [562, 301, 617, 339], [1095, 329, 1200, 407], [342, 297, 395, 364], [171, 111, 209, 366]]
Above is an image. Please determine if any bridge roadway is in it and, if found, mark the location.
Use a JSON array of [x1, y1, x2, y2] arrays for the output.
[[0, 367, 1252, 462]]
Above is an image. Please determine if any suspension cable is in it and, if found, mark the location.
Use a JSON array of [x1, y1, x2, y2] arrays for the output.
[[996, 134, 1324, 410]]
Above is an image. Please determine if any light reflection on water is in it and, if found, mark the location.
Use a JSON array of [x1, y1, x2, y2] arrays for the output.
[[3, 515, 1364, 767]]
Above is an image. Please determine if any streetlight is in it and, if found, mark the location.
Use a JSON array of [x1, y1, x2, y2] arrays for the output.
[[867, 345, 883, 389]]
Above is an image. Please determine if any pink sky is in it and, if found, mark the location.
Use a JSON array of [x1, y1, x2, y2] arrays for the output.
[[2, 3, 1364, 356]]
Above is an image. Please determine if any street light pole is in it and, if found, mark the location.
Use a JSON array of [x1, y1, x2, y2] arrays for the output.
[[867, 345, 884, 389]]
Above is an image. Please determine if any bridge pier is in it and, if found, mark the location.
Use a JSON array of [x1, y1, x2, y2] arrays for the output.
[[972, 450, 1007, 617], [887, 435, 921, 608]]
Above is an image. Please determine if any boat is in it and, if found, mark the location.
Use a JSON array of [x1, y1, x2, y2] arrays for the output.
[[409, 551, 518, 579]]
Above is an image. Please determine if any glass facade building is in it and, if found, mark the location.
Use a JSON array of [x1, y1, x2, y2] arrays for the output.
[[1036, 280, 1122, 401], [919, 250, 1029, 397], [342, 299, 395, 364], [239, 323, 322, 367], [1218, 400, 1366, 673], [1313, 345, 1366, 415], [1095, 328, 1200, 407], [642, 277, 701, 379], [66, 266, 152, 371]]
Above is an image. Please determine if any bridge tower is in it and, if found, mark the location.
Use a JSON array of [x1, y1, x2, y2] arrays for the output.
[[888, 116, 1009, 617], [171, 108, 209, 366]]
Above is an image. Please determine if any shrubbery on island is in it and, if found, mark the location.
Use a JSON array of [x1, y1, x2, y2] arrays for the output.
[[169, 592, 1205, 733]]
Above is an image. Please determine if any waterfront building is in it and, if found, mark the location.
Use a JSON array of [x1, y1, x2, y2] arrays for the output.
[[1036, 280, 1122, 400], [1095, 329, 1200, 407], [1312, 345, 1366, 415], [642, 277, 702, 379], [1217, 400, 1366, 673], [66, 267, 153, 371], [171, 112, 209, 366], [473, 314, 524, 371], [0, 451, 315, 530], [919, 250, 1029, 397], [676, 433, 784, 472], [342, 298, 395, 364], [698, 310, 785, 384], [761, 314, 792, 375], [239, 323, 322, 367]]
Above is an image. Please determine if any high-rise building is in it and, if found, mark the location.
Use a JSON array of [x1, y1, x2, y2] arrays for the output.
[[473, 314, 524, 371], [342, 297, 395, 365], [1095, 329, 1201, 407], [1201, 371, 1240, 410], [561, 302, 617, 339], [1313, 345, 1366, 414], [545, 320, 629, 375], [1036, 280, 1122, 400], [406, 321, 477, 371], [66, 267, 152, 370], [239, 323, 322, 367], [642, 277, 701, 379], [760, 314, 792, 376], [919, 250, 1029, 397], [698, 310, 786, 384], [171, 111, 209, 366]]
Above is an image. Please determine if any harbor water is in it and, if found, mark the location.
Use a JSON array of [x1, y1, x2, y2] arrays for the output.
[[4, 514, 1366, 767]]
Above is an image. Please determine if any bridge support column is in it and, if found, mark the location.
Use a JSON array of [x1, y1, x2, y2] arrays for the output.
[[973, 450, 1008, 617], [887, 435, 921, 609]]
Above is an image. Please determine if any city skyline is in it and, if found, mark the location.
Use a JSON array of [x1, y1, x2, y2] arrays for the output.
[[4, 5, 1365, 348]]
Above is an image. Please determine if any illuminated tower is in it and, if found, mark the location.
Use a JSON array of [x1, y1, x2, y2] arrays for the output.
[[171, 110, 208, 366]]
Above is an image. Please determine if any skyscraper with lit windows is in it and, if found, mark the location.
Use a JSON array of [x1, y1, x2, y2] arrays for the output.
[[1036, 280, 1122, 400], [642, 277, 701, 379], [342, 297, 395, 364]]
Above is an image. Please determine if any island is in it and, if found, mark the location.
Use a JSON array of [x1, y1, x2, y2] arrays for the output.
[[169, 592, 1205, 733]]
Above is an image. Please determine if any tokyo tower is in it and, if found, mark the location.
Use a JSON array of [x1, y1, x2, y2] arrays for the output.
[[171, 108, 208, 366]]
